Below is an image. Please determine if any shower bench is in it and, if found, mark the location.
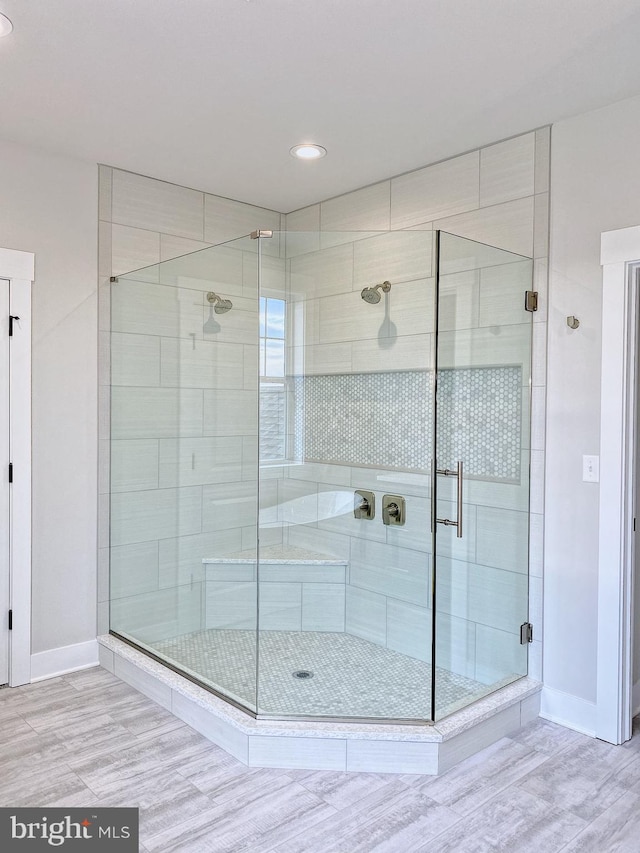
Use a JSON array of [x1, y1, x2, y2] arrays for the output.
[[202, 545, 348, 632]]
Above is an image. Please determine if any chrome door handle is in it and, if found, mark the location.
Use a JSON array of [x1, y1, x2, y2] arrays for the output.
[[435, 461, 463, 538]]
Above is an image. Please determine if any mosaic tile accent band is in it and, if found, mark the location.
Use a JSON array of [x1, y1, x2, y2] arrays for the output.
[[293, 367, 523, 482]]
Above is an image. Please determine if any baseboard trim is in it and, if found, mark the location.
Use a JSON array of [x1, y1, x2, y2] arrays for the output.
[[30, 640, 99, 682], [540, 685, 597, 737]]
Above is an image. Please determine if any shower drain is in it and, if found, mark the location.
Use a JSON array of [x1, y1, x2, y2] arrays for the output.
[[292, 670, 314, 680]]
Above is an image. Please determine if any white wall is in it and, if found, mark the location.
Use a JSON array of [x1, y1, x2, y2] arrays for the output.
[[0, 138, 98, 658], [546, 94, 640, 718]]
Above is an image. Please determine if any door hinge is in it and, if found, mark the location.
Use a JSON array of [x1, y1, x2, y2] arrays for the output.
[[520, 622, 533, 644], [525, 291, 538, 312], [8, 610, 12, 631], [8, 315, 19, 336], [8, 463, 12, 483]]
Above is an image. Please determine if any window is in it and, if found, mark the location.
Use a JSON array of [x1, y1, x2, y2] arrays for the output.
[[259, 297, 287, 462]]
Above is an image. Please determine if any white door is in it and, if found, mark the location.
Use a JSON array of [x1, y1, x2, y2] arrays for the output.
[[0, 278, 9, 684]]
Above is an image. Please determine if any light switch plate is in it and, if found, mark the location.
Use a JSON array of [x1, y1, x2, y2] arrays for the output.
[[583, 455, 600, 483]]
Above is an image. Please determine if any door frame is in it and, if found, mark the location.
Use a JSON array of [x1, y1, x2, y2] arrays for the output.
[[0, 247, 33, 687], [597, 225, 640, 743]]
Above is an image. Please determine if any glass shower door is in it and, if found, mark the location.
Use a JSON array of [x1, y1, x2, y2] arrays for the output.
[[433, 231, 533, 720]]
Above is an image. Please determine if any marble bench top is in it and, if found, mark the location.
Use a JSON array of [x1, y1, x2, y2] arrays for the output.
[[203, 545, 348, 566]]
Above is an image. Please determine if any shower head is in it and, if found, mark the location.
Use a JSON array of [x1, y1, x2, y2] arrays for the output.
[[360, 280, 391, 304], [206, 291, 233, 314]]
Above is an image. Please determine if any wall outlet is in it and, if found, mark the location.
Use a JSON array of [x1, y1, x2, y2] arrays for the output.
[[583, 454, 600, 483]]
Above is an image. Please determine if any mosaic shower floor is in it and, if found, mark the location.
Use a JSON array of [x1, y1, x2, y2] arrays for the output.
[[153, 629, 492, 720]]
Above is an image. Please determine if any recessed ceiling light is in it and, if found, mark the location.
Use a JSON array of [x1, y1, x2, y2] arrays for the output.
[[0, 13, 13, 37], [290, 144, 327, 160]]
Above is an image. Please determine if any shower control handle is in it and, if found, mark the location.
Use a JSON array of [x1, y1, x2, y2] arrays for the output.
[[382, 494, 406, 526], [354, 490, 375, 520]]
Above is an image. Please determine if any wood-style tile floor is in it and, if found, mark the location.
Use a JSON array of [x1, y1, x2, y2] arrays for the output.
[[1, 666, 639, 852]]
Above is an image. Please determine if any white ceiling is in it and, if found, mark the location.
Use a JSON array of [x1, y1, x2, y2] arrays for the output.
[[1, 0, 640, 212]]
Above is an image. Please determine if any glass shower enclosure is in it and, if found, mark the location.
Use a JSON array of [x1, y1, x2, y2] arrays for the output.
[[108, 228, 533, 723]]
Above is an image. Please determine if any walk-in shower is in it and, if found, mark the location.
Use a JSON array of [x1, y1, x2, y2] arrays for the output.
[[108, 229, 533, 724]]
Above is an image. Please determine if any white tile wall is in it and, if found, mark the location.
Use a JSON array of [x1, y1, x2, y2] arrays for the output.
[[111, 439, 159, 492], [479, 133, 535, 207], [158, 436, 244, 488], [160, 338, 245, 389], [345, 585, 387, 645], [112, 224, 160, 278], [391, 151, 480, 228], [112, 170, 205, 240], [204, 195, 280, 246], [111, 387, 204, 439], [435, 196, 535, 258], [110, 486, 203, 546], [321, 181, 391, 233], [111, 333, 160, 387]]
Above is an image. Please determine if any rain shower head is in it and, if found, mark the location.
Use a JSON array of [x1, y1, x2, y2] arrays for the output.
[[360, 280, 391, 304], [206, 291, 233, 314]]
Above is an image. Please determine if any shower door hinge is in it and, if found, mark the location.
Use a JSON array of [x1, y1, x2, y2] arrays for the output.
[[520, 622, 533, 644], [8, 610, 12, 631], [525, 291, 538, 312], [110, 276, 118, 283], [250, 230, 273, 239]]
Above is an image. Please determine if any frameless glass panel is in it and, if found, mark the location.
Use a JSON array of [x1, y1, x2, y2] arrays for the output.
[[109, 236, 260, 712], [433, 231, 533, 720], [256, 230, 436, 720]]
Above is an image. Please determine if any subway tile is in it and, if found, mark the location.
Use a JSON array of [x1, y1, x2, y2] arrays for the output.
[[205, 581, 256, 629], [288, 342, 352, 376], [529, 512, 544, 578], [111, 280, 205, 340], [171, 692, 248, 764], [350, 539, 430, 607], [204, 195, 280, 246], [435, 196, 534, 258], [286, 525, 352, 561], [347, 740, 438, 774], [475, 623, 527, 685], [159, 242, 245, 296], [284, 206, 321, 257], [345, 586, 387, 645], [387, 600, 431, 662], [351, 333, 433, 373], [160, 338, 245, 390], [391, 152, 480, 228], [437, 269, 480, 332], [480, 133, 535, 207], [321, 182, 390, 233], [436, 322, 531, 371], [533, 257, 548, 323], [202, 481, 258, 532], [110, 583, 203, 644], [385, 494, 432, 552], [111, 224, 160, 279], [353, 229, 433, 287], [277, 478, 319, 526], [478, 259, 533, 327], [110, 541, 160, 599], [248, 736, 346, 771], [534, 127, 551, 194], [111, 387, 204, 440], [160, 234, 212, 263], [258, 582, 302, 630], [113, 656, 172, 710], [534, 193, 550, 258], [316, 485, 386, 544], [531, 386, 546, 452], [203, 389, 257, 436], [158, 436, 244, 488], [110, 486, 203, 546], [288, 242, 354, 301], [98, 165, 113, 222], [302, 584, 346, 632], [159, 529, 242, 587], [434, 611, 476, 681], [111, 439, 159, 493], [476, 506, 529, 573], [111, 333, 160, 387], [112, 170, 204, 240]]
